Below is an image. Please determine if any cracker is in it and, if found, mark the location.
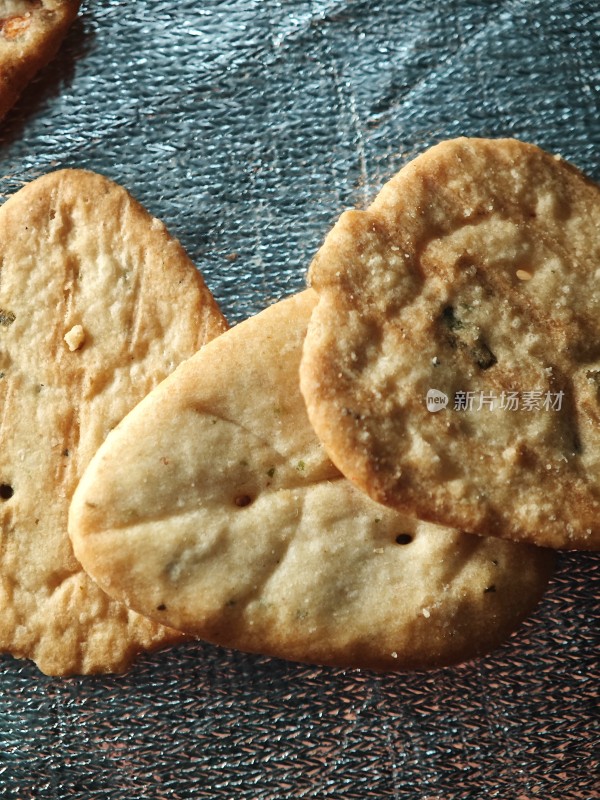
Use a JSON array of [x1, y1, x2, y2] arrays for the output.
[[300, 138, 600, 551], [0, 169, 227, 675], [69, 291, 554, 671], [0, 0, 80, 121]]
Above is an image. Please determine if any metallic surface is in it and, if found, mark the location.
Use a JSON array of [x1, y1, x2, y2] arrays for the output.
[[0, 1, 598, 797]]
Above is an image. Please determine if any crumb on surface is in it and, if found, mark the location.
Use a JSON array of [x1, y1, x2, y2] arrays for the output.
[[516, 269, 533, 281], [64, 324, 85, 351]]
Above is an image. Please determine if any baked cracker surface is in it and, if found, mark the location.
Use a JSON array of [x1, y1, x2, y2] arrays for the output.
[[301, 137, 600, 551], [0, 169, 227, 675], [69, 291, 554, 672]]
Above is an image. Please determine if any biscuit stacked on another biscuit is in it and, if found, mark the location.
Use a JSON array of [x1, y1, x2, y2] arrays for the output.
[[68, 292, 555, 672], [69, 138, 600, 673], [301, 138, 600, 552]]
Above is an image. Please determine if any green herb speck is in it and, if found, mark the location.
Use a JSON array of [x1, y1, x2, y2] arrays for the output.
[[296, 461, 305, 471], [267, 467, 275, 478], [0, 309, 16, 327]]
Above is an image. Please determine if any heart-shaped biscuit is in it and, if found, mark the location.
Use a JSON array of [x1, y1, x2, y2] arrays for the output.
[[0, 169, 227, 674], [69, 291, 554, 671], [0, 0, 80, 121], [301, 138, 600, 551]]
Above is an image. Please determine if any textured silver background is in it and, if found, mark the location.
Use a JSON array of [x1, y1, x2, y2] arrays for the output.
[[0, 1, 598, 798]]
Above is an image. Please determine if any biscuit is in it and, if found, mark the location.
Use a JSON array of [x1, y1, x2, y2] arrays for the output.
[[0, 169, 227, 674], [69, 291, 554, 672], [300, 138, 600, 551], [0, 0, 80, 121]]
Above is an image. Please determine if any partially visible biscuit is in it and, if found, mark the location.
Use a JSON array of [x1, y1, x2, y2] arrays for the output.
[[69, 291, 554, 672], [0, 169, 227, 674], [0, 0, 80, 120], [301, 138, 600, 551]]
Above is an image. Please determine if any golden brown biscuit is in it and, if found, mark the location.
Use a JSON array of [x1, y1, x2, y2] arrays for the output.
[[0, 169, 227, 674], [0, 0, 80, 120], [69, 291, 554, 672], [300, 138, 600, 551]]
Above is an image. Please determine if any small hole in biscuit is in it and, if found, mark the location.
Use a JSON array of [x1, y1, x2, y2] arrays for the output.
[[234, 494, 253, 508], [0, 484, 14, 500], [395, 533, 413, 545]]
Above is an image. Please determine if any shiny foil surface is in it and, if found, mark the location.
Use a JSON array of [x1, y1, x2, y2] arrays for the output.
[[0, 2, 598, 798]]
